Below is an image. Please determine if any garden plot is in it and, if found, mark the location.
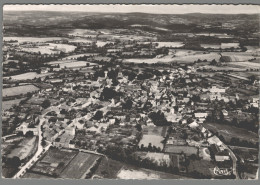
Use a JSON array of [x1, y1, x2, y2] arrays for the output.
[[60, 152, 100, 179], [30, 147, 78, 177]]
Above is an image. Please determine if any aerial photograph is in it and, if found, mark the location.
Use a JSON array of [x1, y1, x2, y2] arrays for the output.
[[1, 4, 259, 180]]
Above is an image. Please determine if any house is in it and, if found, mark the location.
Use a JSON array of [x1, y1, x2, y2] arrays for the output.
[[215, 150, 230, 162], [194, 112, 208, 123], [16, 122, 39, 135], [222, 109, 228, 116], [210, 86, 226, 94], [208, 136, 222, 146], [189, 121, 199, 128], [65, 126, 75, 136]]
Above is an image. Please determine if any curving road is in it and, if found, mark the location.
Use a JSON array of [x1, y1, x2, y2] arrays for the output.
[[13, 118, 50, 178]]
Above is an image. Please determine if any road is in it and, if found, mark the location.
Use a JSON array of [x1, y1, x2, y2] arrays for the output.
[[222, 143, 239, 179], [13, 118, 50, 179]]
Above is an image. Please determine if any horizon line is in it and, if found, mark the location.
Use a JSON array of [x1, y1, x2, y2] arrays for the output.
[[3, 10, 260, 15]]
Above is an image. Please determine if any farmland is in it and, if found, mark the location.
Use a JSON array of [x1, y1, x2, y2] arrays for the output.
[[117, 166, 190, 179], [3, 37, 63, 43], [19, 43, 76, 54], [138, 126, 167, 149], [49, 60, 97, 69], [93, 157, 190, 179], [4, 72, 53, 80], [117, 168, 160, 179], [173, 53, 220, 63], [124, 52, 220, 64], [60, 152, 100, 179], [200, 65, 245, 71], [2, 7, 260, 180], [25, 147, 101, 179], [221, 52, 258, 62], [61, 53, 99, 60], [2, 98, 26, 110], [2, 136, 38, 178], [153, 42, 184, 48], [29, 147, 78, 177], [187, 159, 215, 178], [6, 136, 38, 160], [3, 85, 39, 97], [202, 122, 259, 144], [228, 61, 260, 69]]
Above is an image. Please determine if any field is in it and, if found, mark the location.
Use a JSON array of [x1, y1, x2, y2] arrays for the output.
[[230, 146, 258, 161], [3, 36, 63, 43], [19, 43, 76, 54], [201, 65, 244, 71], [117, 168, 160, 179], [138, 126, 167, 149], [6, 136, 38, 160], [201, 44, 221, 49], [50, 60, 96, 69], [3, 85, 39, 97], [4, 72, 53, 80], [221, 43, 240, 49], [221, 52, 257, 62], [67, 29, 98, 36], [61, 53, 99, 60], [228, 61, 260, 69], [245, 46, 260, 53], [153, 42, 184, 48], [22, 172, 55, 179], [30, 147, 78, 176], [188, 159, 215, 177], [93, 158, 124, 179], [124, 52, 220, 64], [2, 98, 26, 110], [202, 122, 259, 144], [60, 152, 100, 179], [117, 166, 190, 179], [26, 148, 101, 179], [173, 53, 221, 63], [93, 157, 190, 179]]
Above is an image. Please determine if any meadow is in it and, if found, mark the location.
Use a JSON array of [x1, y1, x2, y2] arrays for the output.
[[4, 72, 52, 80], [7, 136, 38, 160], [3, 85, 39, 97]]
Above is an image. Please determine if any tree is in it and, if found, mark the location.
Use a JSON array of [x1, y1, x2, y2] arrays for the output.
[[25, 131, 34, 137], [249, 75, 256, 84], [41, 140, 46, 146], [7, 156, 21, 167], [100, 87, 120, 101], [123, 99, 133, 110], [92, 111, 103, 120], [149, 111, 169, 126], [135, 124, 142, 132], [148, 143, 152, 151], [41, 99, 51, 109], [190, 154, 197, 160]]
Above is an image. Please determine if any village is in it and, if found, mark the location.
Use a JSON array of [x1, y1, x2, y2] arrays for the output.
[[2, 10, 259, 180]]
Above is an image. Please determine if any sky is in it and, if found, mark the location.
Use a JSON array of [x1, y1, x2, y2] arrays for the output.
[[3, 4, 260, 14]]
